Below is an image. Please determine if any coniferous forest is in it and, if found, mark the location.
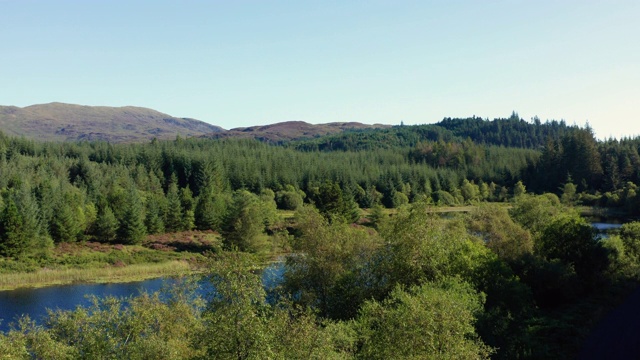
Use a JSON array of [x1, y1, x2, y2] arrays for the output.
[[2, 116, 640, 358]]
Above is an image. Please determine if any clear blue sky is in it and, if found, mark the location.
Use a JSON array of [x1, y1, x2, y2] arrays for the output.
[[1, 1, 638, 139]]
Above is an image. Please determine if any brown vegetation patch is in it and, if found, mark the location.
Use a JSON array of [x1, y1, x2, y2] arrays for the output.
[[204, 121, 389, 143], [145, 230, 221, 254]]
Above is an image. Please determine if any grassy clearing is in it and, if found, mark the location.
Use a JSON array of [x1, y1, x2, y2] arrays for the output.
[[0, 260, 194, 291]]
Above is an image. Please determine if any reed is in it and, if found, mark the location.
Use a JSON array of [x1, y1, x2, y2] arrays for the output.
[[0, 260, 194, 291]]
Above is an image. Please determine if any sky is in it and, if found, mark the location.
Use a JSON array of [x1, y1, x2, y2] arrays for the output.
[[1, 0, 638, 139]]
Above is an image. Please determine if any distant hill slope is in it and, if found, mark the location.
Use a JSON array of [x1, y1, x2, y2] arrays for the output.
[[0, 102, 223, 142], [203, 120, 390, 142], [289, 115, 579, 152]]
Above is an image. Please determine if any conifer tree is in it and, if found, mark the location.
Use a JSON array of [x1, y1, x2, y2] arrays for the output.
[[0, 196, 28, 258], [144, 195, 165, 234], [117, 187, 146, 245], [165, 180, 183, 232], [195, 193, 217, 231], [50, 201, 80, 243], [180, 186, 195, 231], [94, 204, 119, 243]]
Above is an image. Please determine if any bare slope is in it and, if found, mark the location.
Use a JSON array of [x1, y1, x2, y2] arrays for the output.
[[0, 103, 223, 142], [205, 120, 389, 142]]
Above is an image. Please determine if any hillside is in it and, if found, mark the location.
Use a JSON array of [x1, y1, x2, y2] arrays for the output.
[[0, 103, 223, 142], [290, 115, 578, 152], [203, 120, 390, 142]]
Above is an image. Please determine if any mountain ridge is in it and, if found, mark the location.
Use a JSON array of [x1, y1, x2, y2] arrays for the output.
[[0, 103, 390, 143], [205, 120, 390, 142], [0, 102, 224, 142]]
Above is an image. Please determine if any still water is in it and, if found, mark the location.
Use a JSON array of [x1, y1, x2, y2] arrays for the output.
[[0, 263, 284, 333], [0, 278, 168, 332]]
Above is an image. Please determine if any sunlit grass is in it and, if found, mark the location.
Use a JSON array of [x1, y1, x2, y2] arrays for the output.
[[0, 260, 193, 291]]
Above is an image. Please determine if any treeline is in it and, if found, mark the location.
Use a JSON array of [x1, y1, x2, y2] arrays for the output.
[[0, 130, 538, 259], [289, 112, 577, 152], [524, 127, 640, 212], [2, 115, 640, 258], [290, 117, 640, 212], [3, 198, 640, 358]]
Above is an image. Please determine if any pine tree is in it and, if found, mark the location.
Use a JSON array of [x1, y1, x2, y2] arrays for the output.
[[94, 204, 119, 243], [0, 197, 28, 258], [165, 180, 183, 232], [117, 188, 146, 245], [50, 201, 80, 243], [180, 186, 195, 231], [195, 193, 216, 230], [144, 195, 165, 234]]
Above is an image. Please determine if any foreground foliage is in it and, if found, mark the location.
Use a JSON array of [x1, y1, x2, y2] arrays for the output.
[[2, 198, 639, 359]]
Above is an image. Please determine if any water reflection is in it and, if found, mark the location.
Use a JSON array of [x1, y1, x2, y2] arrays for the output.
[[0, 278, 167, 332], [0, 262, 284, 333]]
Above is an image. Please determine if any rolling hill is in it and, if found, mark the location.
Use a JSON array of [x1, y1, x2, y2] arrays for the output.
[[0, 103, 389, 143], [0, 102, 224, 142], [203, 120, 390, 142]]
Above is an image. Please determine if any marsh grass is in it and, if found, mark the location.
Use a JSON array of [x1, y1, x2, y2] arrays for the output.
[[0, 260, 194, 291]]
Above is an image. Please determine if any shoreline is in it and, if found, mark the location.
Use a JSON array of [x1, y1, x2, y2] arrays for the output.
[[0, 260, 195, 291]]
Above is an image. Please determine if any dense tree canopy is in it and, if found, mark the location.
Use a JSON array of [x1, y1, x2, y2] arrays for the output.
[[2, 117, 640, 358]]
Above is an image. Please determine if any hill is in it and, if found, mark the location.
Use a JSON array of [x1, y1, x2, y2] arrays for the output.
[[203, 120, 390, 143], [290, 115, 578, 152], [0, 102, 223, 142]]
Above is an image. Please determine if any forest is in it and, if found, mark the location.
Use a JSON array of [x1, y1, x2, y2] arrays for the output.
[[1, 115, 640, 358]]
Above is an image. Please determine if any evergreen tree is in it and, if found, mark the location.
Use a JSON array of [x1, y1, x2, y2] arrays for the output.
[[94, 204, 119, 243], [50, 201, 80, 243], [180, 186, 195, 231], [194, 194, 215, 230], [117, 188, 146, 245], [144, 195, 165, 234], [221, 190, 270, 253], [313, 181, 360, 223], [0, 196, 28, 258], [165, 180, 183, 232]]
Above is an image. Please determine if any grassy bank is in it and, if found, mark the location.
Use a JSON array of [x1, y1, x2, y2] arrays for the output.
[[0, 230, 221, 291], [0, 260, 195, 291]]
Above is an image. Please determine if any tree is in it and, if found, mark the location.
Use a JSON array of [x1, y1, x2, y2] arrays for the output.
[[50, 201, 80, 243], [391, 190, 409, 208], [312, 181, 360, 223], [285, 205, 383, 319], [561, 181, 577, 205], [467, 203, 533, 261], [375, 202, 494, 297], [38, 291, 204, 358], [618, 221, 640, 264], [537, 214, 608, 284], [0, 196, 28, 258], [198, 252, 271, 359], [196, 191, 228, 232], [275, 185, 305, 211], [513, 180, 526, 198], [117, 187, 146, 245], [144, 194, 165, 234], [5, 186, 49, 258], [479, 181, 490, 200], [165, 180, 183, 232], [220, 190, 271, 253], [461, 179, 480, 203], [367, 204, 387, 230], [355, 279, 493, 359], [510, 194, 562, 238], [94, 204, 119, 243], [180, 187, 195, 231]]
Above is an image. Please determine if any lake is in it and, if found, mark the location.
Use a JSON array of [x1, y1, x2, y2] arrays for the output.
[[0, 262, 284, 333]]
